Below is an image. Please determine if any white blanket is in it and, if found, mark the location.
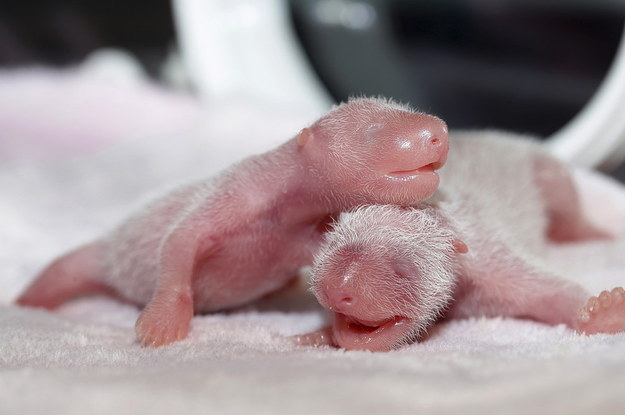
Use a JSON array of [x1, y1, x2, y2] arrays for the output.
[[2, 65, 625, 415]]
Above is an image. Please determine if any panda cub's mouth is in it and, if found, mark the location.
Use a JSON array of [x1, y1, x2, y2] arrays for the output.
[[385, 161, 441, 180], [332, 313, 413, 351]]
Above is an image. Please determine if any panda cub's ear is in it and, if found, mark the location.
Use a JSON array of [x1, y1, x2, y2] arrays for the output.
[[297, 127, 314, 147], [453, 239, 468, 254]]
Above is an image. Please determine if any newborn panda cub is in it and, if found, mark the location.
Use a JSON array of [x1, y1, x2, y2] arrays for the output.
[[301, 204, 625, 352], [17, 97, 449, 347], [297, 132, 625, 352]]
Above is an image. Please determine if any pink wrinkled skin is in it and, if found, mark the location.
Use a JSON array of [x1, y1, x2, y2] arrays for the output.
[[297, 132, 621, 352], [17, 97, 448, 347]]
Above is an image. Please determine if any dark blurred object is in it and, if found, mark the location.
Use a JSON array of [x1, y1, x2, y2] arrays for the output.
[[0, 0, 175, 76], [289, 0, 625, 137]]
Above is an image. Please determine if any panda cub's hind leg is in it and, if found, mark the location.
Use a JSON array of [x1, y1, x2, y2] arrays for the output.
[[576, 287, 625, 335]]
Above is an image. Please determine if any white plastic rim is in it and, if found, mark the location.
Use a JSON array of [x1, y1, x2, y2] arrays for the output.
[[171, 0, 331, 113], [548, 28, 625, 169]]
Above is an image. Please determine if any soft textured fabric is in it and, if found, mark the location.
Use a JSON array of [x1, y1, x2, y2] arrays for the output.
[[2, 64, 625, 415]]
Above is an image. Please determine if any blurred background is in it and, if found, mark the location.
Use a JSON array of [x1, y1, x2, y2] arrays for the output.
[[2, 0, 625, 176]]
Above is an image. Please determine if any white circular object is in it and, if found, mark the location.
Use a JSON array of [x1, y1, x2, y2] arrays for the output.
[[171, 0, 331, 113], [548, 28, 625, 169], [173, 1, 625, 168]]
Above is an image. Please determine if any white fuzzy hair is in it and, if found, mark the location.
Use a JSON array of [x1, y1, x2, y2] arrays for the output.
[[316, 96, 417, 140], [312, 204, 460, 339]]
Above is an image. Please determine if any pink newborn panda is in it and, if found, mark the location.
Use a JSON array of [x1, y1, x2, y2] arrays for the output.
[[17, 97, 449, 347], [298, 132, 622, 351]]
